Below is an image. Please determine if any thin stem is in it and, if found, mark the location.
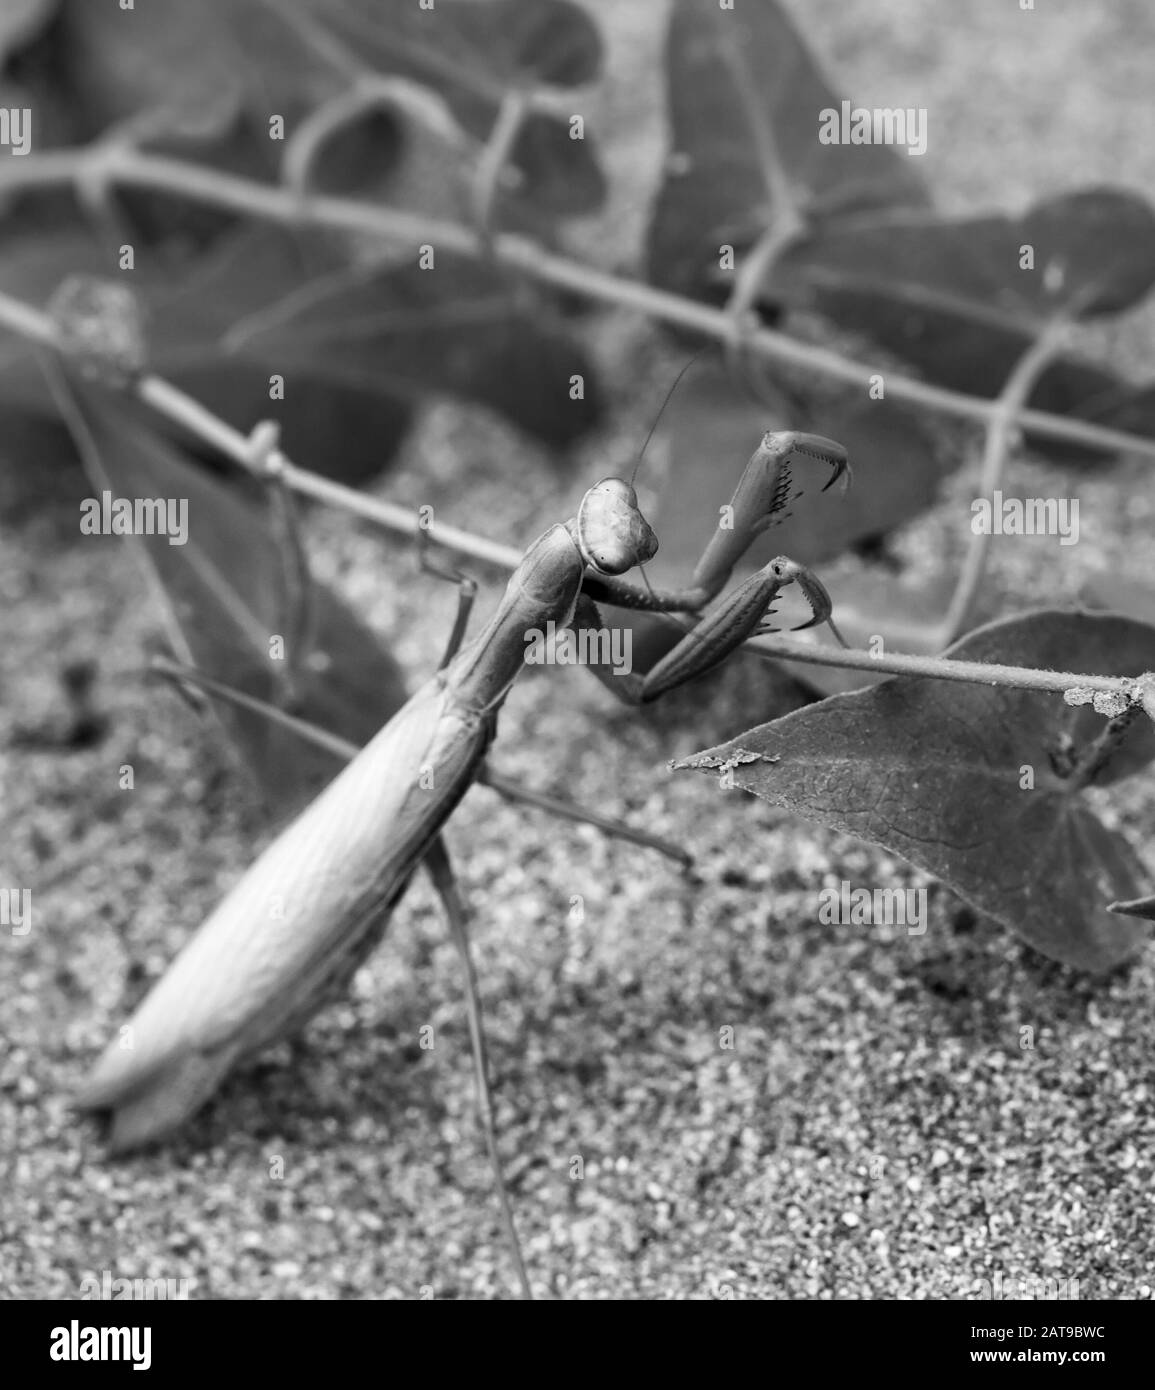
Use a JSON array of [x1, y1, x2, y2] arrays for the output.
[[937, 319, 1075, 645], [149, 655, 362, 760], [471, 88, 531, 245], [482, 769, 692, 870], [2, 143, 1155, 461], [743, 633, 1138, 699], [0, 287, 523, 573], [723, 219, 808, 412], [1066, 703, 1142, 792], [148, 368, 522, 567], [149, 656, 689, 860]]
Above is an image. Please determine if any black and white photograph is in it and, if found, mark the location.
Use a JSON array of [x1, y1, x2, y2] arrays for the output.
[[1, 0, 1153, 1341]]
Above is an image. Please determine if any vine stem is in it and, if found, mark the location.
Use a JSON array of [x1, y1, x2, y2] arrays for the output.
[[936, 318, 1075, 645], [743, 634, 1138, 699], [3, 143, 1155, 460], [0, 284, 525, 572]]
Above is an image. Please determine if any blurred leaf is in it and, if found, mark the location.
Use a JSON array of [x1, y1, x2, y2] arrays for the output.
[[47, 369, 409, 808], [316, 0, 602, 89], [0, 413, 87, 535], [675, 610, 1155, 972], [0, 222, 602, 483], [208, 237, 603, 448], [764, 189, 1155, 461], [55, 0, 245, 142], [143, 228, 425, 479], [501, 114, 606, 220], [1072, 376, 1155, 443], [251, 0, 607, 217], [39, 2, 296, 246], [0, 0, 57, 63], [1079, 571, 1155, 626], [768, 189, 1155, 324], [0, 225, 416, 485], [647, 0, 930, 299], [290, 78, 475, 214]]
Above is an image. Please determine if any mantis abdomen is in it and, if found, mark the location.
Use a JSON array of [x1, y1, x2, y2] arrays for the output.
[[77, 678, 494, 1152]]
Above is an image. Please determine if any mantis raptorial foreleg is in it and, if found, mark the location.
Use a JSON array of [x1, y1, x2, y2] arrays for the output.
[[576, 554, 840, 707], [576, 431, 850, 704], [415, 525, 479, 672], [582, 430, 849, 616]]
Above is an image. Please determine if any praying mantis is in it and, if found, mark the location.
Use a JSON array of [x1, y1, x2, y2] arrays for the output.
[[75, 423, 848, 1298]]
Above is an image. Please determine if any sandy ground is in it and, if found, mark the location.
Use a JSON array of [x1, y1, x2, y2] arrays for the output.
[[3, 0, 1155, 1300]]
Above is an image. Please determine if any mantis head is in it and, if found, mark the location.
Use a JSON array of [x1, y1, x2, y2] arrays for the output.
[[577, 477, 659, 576]]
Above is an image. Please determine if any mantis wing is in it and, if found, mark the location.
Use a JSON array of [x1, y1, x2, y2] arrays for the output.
[[77, 677, 492, 1150]]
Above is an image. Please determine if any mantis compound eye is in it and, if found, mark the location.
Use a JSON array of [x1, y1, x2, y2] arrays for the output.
[[578, 477, 659, 576]]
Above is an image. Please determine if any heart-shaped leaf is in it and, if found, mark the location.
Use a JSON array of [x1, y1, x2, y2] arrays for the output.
[[0, 0, 56, 64], [1073, 377, 1155, 444], [0, 227, 418, 485], [646, 0, 930, 299], [0, 224, 602, 485], [55, 0, 245, 142], [206, 239, 603, 449], [280, 0, 607, 217], [1080, 571, 1155, 627], [48, 368, 410, 810], [675, 610, 1155, 972], [285, 78, 476, 214], [767, 189, 1155, 325], [762, 189, 1155, 460]]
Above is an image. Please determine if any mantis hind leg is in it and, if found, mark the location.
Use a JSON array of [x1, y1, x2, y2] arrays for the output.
[[424, 837, 533, 1300], [148, 658, 690, 866], [576, 558, 845, 707]]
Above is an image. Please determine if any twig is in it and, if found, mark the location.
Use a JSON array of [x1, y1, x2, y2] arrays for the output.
[[0, 284, 525, 572], [1066, 703, 1143, 791], [741, 632, 1139, 699], [937, 318, 1075, 644], [470, 88, 531, 246]]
